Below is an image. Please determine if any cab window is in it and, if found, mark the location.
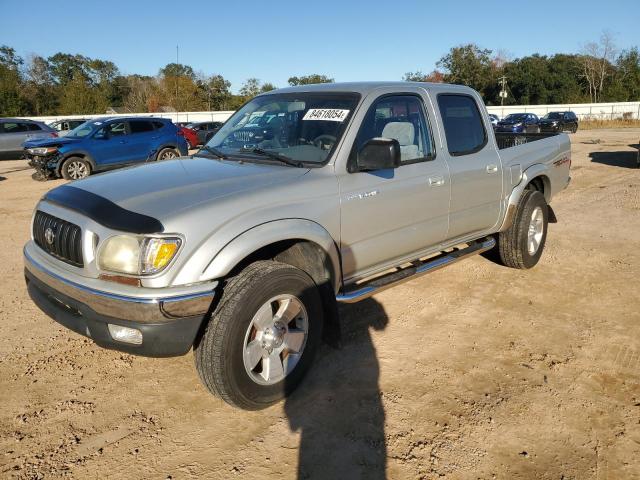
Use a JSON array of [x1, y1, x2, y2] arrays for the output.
[[352, 95, 434, 165], [437, 94, 487, 156]]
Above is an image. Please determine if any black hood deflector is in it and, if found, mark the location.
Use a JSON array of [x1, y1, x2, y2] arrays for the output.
[[44, 185, 164, 234]]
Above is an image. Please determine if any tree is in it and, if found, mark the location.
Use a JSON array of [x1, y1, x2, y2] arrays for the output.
[[239, 78, 262, 98], [260, 82, 277, 93], [403, 70, 444, 82], [580, 31, 617, 103], [437, 44, 494, 94], [287, 74, 334, 86], [198, 74, 232, 110], [159, 63, 195, 80], [22, 55, 57, 115], [607, 48, 640, 101], [0, 45, 25, 115]]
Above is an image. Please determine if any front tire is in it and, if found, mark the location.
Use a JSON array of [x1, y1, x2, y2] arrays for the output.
[[498, 189, 548, 269], [194, 261, 323, 410], [61, 157, 91, 180]]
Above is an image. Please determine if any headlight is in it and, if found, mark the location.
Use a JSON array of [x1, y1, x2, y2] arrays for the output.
[[27, 146, 58, 155], [98, 235, 181, 275]]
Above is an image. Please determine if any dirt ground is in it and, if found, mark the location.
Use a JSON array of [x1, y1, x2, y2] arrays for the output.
[[0, 129, 639, 480]]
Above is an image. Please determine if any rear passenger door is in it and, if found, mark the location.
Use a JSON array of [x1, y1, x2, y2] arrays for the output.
[[125, 120, 157, 163], [339, 94, 450, 280], [436, 93, 503, 240]]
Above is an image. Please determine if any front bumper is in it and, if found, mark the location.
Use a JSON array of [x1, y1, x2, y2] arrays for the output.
[[25, 152, 61, 178], [24, 248, 216, 357]]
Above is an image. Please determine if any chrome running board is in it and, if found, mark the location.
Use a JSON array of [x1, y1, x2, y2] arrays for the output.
[[336, 237, 496, 303]]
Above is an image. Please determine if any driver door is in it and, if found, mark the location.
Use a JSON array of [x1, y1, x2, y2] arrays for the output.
[[92, 121, 130, 166], [338, 93, 450, 281]]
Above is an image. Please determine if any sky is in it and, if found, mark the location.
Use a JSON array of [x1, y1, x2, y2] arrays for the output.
[[1, 0, 639, 93]]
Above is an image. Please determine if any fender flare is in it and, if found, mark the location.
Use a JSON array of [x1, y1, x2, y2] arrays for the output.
[[198, 219, 342, 293], [498, 164, 550, 232]]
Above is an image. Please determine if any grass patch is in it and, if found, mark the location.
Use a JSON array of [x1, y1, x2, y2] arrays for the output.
[[580, 118, 640, 130]]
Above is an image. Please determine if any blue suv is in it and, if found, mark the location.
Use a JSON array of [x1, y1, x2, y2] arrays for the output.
[[24, 117, 188, 180]]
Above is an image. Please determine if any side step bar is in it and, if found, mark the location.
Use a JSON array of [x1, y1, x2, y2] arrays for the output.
[[336, 237, 496, 303]]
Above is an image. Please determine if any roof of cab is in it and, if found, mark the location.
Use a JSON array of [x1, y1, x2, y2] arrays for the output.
[[264, 81, 475, 96]]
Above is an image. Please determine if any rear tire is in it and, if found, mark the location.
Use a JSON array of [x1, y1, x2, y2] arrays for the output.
[[497, 190, 548, 269], [194, 261, 323, 410], [156, 147, 179, 161], [61, 157, 91, 180]]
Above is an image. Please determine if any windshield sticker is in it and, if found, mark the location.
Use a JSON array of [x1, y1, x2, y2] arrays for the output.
[[303, 109, 350, 122]]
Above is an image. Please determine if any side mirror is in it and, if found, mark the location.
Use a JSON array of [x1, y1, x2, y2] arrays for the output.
[[355, 138, 401, 172]]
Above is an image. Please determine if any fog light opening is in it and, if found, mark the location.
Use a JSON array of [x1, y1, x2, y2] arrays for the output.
[[108, 324, 143, 345]]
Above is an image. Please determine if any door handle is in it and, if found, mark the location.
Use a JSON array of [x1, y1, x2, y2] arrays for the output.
[[486, 164, 498, 173], [429, 176, 445, 186]]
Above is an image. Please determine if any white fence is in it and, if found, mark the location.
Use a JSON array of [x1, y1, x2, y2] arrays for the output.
[[12, 101, 640, 124], [15, 111, 236, 124], [486, 101, 640, 120]]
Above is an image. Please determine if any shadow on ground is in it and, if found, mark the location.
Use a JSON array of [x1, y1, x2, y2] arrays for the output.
[[589, 149, 639, 169], [284, 298, 389, 480]]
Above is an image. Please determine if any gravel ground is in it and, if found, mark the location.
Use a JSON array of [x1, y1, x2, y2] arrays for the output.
[[0, 129, 639, 479]]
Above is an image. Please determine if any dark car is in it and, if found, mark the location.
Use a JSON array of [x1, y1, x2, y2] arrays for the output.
[[488, 114, 500, 128], [23, 117, 188, 180], [186, 121, 223, 146], [0, 119, 57, 159], [539, 111, 579, 133], [495, 113, 540, 134]]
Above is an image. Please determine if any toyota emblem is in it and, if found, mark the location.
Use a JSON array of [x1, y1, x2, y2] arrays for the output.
[[44, 227, 55, 245]]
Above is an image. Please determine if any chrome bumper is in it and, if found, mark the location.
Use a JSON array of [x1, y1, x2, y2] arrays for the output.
[[24, 246, 216, 323]]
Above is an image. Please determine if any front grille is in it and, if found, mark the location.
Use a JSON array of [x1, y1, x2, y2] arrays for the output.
[[33, 211, 83, 267], [233, 130, 254, 142]]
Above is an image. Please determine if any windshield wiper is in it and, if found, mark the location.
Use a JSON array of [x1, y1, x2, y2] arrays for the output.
[[196, 145, 227, 159], [239, 147, 305, 168]]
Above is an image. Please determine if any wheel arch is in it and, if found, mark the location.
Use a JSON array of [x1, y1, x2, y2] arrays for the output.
[[499, 164, 551, 232], [197, 219, 342, 294], [56, 151, 96, 176]]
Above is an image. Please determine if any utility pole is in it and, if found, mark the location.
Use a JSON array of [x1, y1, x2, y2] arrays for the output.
[[498, 76, 508, 106]]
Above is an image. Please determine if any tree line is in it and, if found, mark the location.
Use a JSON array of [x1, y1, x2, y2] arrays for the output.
[[405, 33, 640, 105], [1, 33, 638, 117]]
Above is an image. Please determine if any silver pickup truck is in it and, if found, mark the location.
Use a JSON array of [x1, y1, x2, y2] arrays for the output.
[[24, 82, 571, 409]]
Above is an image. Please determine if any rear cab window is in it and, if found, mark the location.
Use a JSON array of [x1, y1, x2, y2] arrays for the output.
[[436, 94, 487, 156]]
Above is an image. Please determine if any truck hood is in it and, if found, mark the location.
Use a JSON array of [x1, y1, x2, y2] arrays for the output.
[[66, 156, 310, 220]]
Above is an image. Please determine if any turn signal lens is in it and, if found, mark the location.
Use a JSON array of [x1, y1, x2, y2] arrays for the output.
[[141, 238, 181, 274]]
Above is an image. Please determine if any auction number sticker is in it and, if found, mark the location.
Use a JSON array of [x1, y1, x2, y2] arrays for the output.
[[303, 109, 350, 122]]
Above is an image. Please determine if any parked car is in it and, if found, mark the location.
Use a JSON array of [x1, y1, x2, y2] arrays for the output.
[[186, 121, 223, 145], [0, 119, 57, 159], [178, 126, 199, 150], [23, 117, 188, 180], [23, 82, 571, 409], [495, 113, 540, 133], [539, 111, 579, 133], [48, 119, 88, 136], [488, 113, 500, 128]]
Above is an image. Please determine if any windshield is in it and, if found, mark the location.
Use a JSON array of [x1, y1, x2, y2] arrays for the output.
[[205, 92, 360, 165], [503, 114, 527, 122], [543, 112, 562, 119], [66, 120, 97, 138]]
